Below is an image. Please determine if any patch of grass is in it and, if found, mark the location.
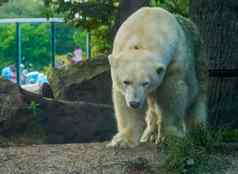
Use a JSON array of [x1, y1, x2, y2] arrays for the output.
[[160, 125, 226, 174], [220, 129, 238, 143]]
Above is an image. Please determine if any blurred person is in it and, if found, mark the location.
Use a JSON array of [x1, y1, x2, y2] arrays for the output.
[[71, 45, 83, 64], [1, 64, 16, 83], [67, 53, 74, 64]]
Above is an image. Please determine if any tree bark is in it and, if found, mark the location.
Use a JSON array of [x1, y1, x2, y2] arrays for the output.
[[117, 0, 150, 25], [0, 0, 8, 6], [190, 0, 238, 127], [110, 0, 150, 40]]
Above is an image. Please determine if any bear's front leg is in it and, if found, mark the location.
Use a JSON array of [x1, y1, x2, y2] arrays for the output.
[[106, 128, 137, 148], [107, 89, 146, 148], [140, 94, 162, 144], [140, 108, 158, 143]]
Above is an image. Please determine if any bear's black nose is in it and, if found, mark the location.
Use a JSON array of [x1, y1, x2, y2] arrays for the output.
[[129, 101, 140, 109]]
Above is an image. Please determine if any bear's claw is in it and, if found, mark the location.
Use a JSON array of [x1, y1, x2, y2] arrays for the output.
[[140, 128, 153, 143], [140, 126, 163, 144], [106, 133, 137, 148]]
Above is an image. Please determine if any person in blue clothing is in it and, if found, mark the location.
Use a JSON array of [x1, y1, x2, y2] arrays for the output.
[[25, 71, 48, 85], [1, 65, 16, 82], [1, 67, 12, 80]]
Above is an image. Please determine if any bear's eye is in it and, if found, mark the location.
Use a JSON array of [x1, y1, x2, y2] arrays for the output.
[[123, 80, 131, 85], [142, 81, 150, 87], [156, 66, 164, 74]]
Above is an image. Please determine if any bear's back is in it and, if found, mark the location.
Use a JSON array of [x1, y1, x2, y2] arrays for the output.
[[112, 7, 180, 55], [176, 15, 208, 95]]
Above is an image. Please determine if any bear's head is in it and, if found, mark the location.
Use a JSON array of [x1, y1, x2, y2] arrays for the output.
[[108, 50, 167, 109]]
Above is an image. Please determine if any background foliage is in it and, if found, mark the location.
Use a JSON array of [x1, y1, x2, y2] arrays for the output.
[[0, 0, 87, 70], [0, 0, 189, 70], [44, 0, 189, 55]]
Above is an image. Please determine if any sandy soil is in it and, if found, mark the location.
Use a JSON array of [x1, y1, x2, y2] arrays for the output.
[[0, 142, 237, 174]]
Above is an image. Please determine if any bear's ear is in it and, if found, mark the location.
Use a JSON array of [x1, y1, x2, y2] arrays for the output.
[[108, 54, 113, 65], [156, 64, 166, 74]]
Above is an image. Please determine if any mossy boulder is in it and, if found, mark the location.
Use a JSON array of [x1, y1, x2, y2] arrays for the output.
[[49, 55, 112, 105], [0, 79, 32, 134], [0, 55, 116, 144]]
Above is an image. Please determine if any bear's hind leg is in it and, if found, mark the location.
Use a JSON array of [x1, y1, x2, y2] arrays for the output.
[[159, 80, 188, 139], [185, 95, 207, 131]]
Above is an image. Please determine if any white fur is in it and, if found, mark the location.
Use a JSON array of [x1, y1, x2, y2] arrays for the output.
[[107, 7, 207, 148]]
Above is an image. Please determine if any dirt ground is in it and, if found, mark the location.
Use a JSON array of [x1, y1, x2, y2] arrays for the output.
[[0, 142, 237, 174]]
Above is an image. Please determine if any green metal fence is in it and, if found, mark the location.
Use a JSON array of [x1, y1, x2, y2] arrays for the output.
[[0, 18, 91, 85]]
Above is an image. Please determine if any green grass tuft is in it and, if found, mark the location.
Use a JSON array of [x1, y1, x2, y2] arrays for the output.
[[161, 125, 224, 174]]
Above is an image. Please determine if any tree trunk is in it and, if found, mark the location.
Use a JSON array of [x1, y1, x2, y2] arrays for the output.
[[0, 0, 8, 6], [190, 0, 238, 127], [110, 0, 150, 40], [117, 0, 150, 25]]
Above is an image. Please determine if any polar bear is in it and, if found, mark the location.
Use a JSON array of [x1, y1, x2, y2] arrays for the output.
[[107, 7, 207, 148]]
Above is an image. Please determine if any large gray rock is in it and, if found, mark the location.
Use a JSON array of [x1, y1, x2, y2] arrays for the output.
[[0, 78, 116, 144], [0, 79, 31, 133], [37, 99, 116, 144], [49, 55, 112, 105]]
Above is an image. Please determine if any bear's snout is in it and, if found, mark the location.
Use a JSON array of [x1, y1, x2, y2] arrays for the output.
[[129, 101, 141, 109]]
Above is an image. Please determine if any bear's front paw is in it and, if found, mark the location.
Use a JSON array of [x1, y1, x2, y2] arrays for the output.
[[140, 127, 163, 144], [140, 127, 158, 143], [106, 133, 138, 148]]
